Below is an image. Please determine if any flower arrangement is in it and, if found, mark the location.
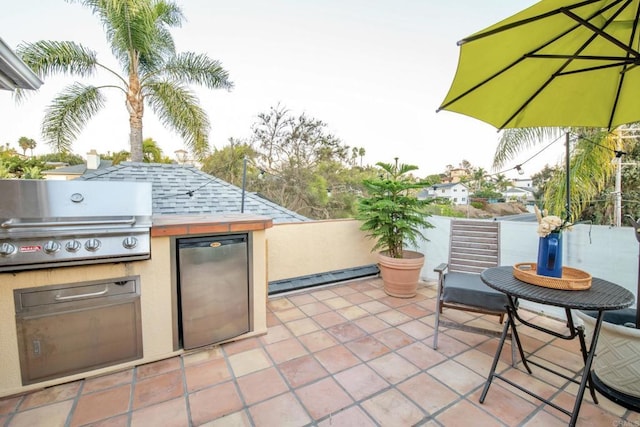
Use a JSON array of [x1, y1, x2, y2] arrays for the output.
[[534, 206, 572, 237]]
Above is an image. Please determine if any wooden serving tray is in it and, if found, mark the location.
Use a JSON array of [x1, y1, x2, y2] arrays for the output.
[[513, 263, 592, 290]]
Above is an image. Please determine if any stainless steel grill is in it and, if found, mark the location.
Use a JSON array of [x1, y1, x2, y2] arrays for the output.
[[0, 180, 152, 272]]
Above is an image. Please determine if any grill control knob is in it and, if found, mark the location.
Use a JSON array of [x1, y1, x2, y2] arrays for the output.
[[85, 239, 101, 252], [65, 240, 82, 253], [0, 242, 16, 257], [123, 236, 138, 249], [43, 241, 61, 254]]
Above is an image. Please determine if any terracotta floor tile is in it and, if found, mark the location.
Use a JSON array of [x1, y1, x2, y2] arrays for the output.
[[360, 389, 424, 426], [264, 338, 308, 364], [227, 348, 272, 377], [342, 292, 373, 305], [287, 293, 317, 306], [266, 311, 280, 327], [298, 301, 332, 316], [326, 322, 366, 343], [308, 289, 339, 301], [345, 336, 391, 361], [454, 348, 500, 378], [295, 377, 353, 419], [332, 284, 359, 296], [312, 311, 347, 328], [397, 341, 447, 370], [136, 357, 180, 380], [248, 393, 311, 427], [267, 298, 296, 312], [397, 303, 432, 319], [521, 409, 568, 427], [336, 305, 369, 321], [297, 330, 338, 353], [359, 300, 391, 314], [373, 328, 415, 350], [397, 319, 433, 340], [368, 353, 419, 384], [278, 355, 328, 388], [8, 400, 74, 427], [82, 369, 134, 394], [427, 359, 485, 395], [182, 346, 224, 367], [316, 405, 376, 426], [236, 366, 288, 405], [274, 307, 307, 323], [432, 332, 473, 358], [324, 296, 351, 309], [185, 357, 232, 392], [222, 337, 261, 355], [435, 399, 502, 427], [189, 382, 243, 425], [285, 317, 321, 336], [130, 396, 188, 427], [469, 383, 537, 426], [0, 395, 22, 415], [132, 370, 184, 409], [349, 280, 379, 293], [353, 315, 390, 334], [86, 413, 129, 427], [333, 364, 389, 401], [70, 384, 131, 427], [397, 373, 459, 415], [199, 410, 252, 426], [259, 324, 292, 345], [375, 309, 412, 326], [314, 345, 360, 373], [18, 381, 80, 410]]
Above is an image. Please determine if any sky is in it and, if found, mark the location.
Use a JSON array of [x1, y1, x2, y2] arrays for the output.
[[0, 0, 565, 178]]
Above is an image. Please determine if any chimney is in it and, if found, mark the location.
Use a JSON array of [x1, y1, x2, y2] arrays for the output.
[[86, 149, 100, 170]]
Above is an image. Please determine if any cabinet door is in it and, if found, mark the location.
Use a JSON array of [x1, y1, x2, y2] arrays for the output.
[[16, 300, 142, 385]]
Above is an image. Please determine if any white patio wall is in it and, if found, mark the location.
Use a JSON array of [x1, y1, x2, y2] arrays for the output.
[[415, 216, 638, 319]]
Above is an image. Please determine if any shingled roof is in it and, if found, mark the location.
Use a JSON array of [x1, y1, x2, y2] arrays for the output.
[[79, 162, 309, 223]]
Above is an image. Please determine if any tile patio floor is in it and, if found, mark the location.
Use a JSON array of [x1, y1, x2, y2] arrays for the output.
[[1, 277, 639, 426]]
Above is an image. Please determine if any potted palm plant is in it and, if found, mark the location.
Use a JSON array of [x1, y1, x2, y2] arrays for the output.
[[357, 158, 434, 298]]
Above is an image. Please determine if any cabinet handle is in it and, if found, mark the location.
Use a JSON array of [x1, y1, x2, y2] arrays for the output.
[[54, 286, 108, 301]]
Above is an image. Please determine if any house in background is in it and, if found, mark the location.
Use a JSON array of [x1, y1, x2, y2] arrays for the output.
[[42, 150, 113, 180], [418, 182, 469, 206], [502, 186, 535, 204]]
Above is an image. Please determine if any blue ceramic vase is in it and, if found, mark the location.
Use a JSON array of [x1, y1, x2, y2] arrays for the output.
[[536, 232, 563, 278]]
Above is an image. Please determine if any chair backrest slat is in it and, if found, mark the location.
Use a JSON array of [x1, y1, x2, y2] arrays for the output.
[[448, 219, 500, 274]]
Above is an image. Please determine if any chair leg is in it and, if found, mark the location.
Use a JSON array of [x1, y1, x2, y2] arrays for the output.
[[433, 300, 441, 349], [510, 328, 517, 367]]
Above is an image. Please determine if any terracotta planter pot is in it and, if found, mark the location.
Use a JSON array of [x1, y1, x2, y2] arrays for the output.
[[377, 250, 425, 298]]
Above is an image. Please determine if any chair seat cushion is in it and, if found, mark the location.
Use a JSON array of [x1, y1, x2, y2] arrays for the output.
[[442, 272, 509, 313]]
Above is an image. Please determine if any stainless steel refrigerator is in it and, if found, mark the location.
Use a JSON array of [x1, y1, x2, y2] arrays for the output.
[[177, 234, 250, 349]]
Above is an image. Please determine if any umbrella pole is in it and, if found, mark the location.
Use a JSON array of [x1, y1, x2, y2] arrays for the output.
[[565, 132, 571, 222]]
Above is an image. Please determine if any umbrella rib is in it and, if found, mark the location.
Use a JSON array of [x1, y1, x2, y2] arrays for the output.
[[563, 7, 640, 59], [459, 0, 620, 45], [607, 0, 640, 129]]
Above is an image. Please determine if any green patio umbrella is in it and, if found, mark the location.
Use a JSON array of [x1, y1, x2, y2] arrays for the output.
[[438, 0, 640, 130]]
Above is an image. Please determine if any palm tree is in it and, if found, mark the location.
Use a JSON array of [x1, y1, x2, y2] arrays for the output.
[[17, 0, 232, 162], [17, 137, 36, 157], [492, 127, 635, 221]]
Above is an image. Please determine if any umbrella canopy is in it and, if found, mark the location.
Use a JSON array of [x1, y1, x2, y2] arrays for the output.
[[438, 0, 640, 130]]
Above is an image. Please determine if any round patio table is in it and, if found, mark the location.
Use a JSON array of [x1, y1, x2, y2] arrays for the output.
[[479, 266, 634, 427]]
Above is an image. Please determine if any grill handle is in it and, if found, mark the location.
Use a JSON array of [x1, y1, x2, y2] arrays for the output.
[[55, 286, 109, 301], [1, 217, 136, 228]]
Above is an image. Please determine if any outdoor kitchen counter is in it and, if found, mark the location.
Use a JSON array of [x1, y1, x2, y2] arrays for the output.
[[151, 213, 273, 236]]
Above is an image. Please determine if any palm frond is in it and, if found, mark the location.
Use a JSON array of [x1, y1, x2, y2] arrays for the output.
[[41, 83, 106, 152], [145, 80, 210, 158], [493, 127, 565, 169], [161, 52, 233, 90], [16, 40, 98, 78]]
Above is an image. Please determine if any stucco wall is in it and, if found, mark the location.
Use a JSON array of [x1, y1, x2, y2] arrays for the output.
[[266, 219, 377, 282]]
